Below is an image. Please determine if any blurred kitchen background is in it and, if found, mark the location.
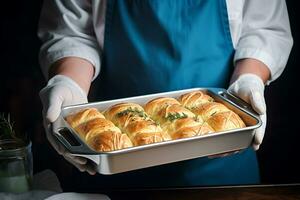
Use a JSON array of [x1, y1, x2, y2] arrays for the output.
[[0, 0, 299, 191]]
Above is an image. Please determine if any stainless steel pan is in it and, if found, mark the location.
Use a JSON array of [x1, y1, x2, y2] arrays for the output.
[[53, 88, 261, 174]]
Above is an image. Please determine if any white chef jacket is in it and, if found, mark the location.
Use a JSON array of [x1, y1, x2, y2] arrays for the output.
[[38, 0, 293, 83]]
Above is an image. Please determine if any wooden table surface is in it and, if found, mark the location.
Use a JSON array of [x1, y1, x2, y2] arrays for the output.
[[105, 184, 300, 200]]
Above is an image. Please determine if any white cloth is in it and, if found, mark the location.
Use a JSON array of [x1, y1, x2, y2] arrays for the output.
[[0, 170, 110, 200], [45, 193, 110, 200], [0, 192, 110, 200], [38, 0, 293, 83]]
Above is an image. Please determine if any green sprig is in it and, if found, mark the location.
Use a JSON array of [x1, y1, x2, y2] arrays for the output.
[[117, 107, 148, 119], [166, 113, 188, 122], [0, 113, 27, 146]]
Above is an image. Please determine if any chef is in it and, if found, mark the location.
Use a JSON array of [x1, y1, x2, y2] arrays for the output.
[[38, 0, 293, 188]]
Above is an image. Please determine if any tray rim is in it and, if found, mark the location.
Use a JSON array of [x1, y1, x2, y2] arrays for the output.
[[55, 87, 262, 155]]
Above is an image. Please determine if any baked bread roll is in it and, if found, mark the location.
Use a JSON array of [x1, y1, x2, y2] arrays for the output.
[[66, 108, 133, 152], [206, 111, 246, 131], [65, 108, 105, 128], [88, 130, 133, 152], [144, 97, 213, 139], [179, 94, 246, 132], [144, 97, 196, 122], [74, 117, 120, 141], [104, 103, 170, 146], [179, 91, 214, 109], [144, 97, 181, 121], [192, 102, 230, 121], [170, 119, 214, 139], [193, 102, 246, 131]]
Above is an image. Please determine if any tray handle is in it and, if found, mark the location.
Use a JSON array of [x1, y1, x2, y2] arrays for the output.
[[208, 88, 260, 117], [52, 123, 97, 155]]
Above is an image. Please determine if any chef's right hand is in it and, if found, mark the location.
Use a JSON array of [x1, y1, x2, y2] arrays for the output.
[[39, 75, 96, 175]]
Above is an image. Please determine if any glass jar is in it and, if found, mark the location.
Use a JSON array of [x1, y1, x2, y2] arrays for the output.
[[0, 140, 33, 193]]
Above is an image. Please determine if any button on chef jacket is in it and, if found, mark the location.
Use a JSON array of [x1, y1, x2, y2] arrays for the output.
[[38, 0, 293, 189]]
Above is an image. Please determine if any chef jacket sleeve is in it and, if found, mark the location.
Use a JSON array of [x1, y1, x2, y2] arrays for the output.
[[233, 0, 293, 84], [38, 0, 101, 80]]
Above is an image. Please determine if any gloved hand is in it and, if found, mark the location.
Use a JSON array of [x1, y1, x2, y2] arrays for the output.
[[39, 75, 96, 174], [228, 73, 267, 150]]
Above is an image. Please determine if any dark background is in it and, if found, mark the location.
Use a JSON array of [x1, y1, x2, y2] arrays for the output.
[[0, 0, 299, 191]]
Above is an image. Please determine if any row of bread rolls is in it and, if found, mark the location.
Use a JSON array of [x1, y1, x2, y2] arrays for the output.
[[178, 91, 246, 131], [65, 91, 246, 152], [144, 97, 214, 139], [104, 102, 171, 146], [66, 108, 133, 152]]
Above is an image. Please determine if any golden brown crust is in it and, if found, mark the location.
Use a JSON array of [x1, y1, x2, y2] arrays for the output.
[[164, 104, 196, 118], [180, 93, 246, 132], [166, 117, 214, 139], [66, 92, 247, 150], [66, 108, 133, 152], [125, 119, 168, 145], [132, 132, 164, 146], [105, 102, 169, 146], [171, 122, 214, 140], [75, 118, 121, 141], [178, 91, 214, 109], [206, 111, 246, 132], [192, 102, 230, 121], [145, 97, 209, 140], [65, 108, 105, 128], [104, 103, 144, 124], [88, 131, 133, 152], [161, 117, 200, 136], [144, 97, 196, 123], [144, 97, 181, 120]]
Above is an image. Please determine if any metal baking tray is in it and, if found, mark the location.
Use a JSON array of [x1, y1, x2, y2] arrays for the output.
[[52, 88, 262, 175]]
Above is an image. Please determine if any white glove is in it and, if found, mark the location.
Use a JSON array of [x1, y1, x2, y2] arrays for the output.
[[39, 75, 96, 174], [228, 73, 267, 150]]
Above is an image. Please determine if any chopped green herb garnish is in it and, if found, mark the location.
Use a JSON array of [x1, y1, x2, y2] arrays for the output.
[[166, 113, 188, 122], [117, 107, 148, 119]]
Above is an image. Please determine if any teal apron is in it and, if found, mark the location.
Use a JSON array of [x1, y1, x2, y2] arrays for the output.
[[74, 0, 259, 190]]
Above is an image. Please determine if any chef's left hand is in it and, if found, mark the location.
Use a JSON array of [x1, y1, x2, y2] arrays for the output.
[[228, 73, 267, 150]]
